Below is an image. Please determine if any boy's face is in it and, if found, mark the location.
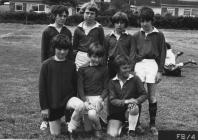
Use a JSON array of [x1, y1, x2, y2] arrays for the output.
[[89, 55, 103, 66], [114, 21, 125, 34], [118, 64, 131, 79], [55, 48, 69, 60], [55, 11, 68, 26], [140, 20, 153, 32], [84, 8, 96, 23]]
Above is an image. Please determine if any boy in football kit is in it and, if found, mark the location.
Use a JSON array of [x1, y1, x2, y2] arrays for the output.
[[105, 11, 136, 79], [107, 55, 147, 138], [73, 2, 105, 70], [77, 42, 108, 138], [133, 7, 167, 135], [39, 34, 85, 136], [41, 5, 72, 62]]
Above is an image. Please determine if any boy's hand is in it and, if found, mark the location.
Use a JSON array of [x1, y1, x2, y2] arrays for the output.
[[125, 98, 138, 104], [41, 109, 49, 120], [156, 72, 162, 84], [96, 97, 103, 112], [84, 101, 95, 110]]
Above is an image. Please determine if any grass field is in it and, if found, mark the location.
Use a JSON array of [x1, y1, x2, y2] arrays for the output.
[[0, 23, 198, 140]]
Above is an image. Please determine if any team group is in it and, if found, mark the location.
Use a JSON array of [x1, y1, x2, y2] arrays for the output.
[[39, 2, 166, 139]]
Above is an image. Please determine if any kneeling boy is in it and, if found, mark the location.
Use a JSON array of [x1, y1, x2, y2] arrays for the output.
[[39, 34, 85, 136], [77, 42, 109, 138], [107, 55, 147, 138]]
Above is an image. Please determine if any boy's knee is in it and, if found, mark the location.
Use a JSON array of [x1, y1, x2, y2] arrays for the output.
[[70, 97, 85, 112], [128, 104, 139, 115], [75, 101, 85, 112], [107, 128, 120, 137], [88, 109, 97, 120]]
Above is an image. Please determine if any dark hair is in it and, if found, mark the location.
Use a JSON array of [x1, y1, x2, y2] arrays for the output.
[[139, 7, 154, 22], [79, 2, 99, 16], [113, 55, 130, 73], [50, 5, 69, 22], [166, 42, 171, 49], [111, 11, 129, 27], [87, 42, 105, 57], [50, 34, 72, 50]]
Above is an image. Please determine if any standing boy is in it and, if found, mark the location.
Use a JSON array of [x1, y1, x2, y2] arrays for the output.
[[73, 2, 105, 70], [41, 5, 72, 62], [133, 7, 166, 135], [77, 42, 108, 138], [107, 55, 147, 138], [39, 34, 85, 137], [105, 11, 136, 79]]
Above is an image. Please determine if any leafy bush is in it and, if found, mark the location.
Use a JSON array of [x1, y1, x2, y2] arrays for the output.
[[1, 11, 198, 29]]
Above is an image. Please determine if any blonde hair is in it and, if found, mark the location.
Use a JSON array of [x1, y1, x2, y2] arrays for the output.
[[79, 2, 99, 15]]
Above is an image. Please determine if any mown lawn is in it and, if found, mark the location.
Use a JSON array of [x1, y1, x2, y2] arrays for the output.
[[0, 23, 197, 140]]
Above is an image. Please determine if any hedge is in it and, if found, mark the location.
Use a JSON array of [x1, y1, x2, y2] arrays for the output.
[[1, 11, 198, 29]]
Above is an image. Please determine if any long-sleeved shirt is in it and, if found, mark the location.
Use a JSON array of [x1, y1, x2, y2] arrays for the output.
[[133, 27, 166, 72], [41, 25, 72, 62], [77, 65, 109, 102], [39, 57, 77, 110], [73, 22, 105, 52], [105, 31, 136, 70], [109, 74, 147, 114]]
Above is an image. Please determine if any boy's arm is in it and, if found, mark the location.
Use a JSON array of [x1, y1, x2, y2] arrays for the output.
[[135, 76, 148, 104], [98, 26, 105, 47], [41, 30, 49, 62], [39, 63, 49, 110], [100, 67, 109, 100], [129, 35, 136, 71], [73, 28, 79, 52], [157, 33, 167, 73], [72, 64, 78, 97], [77, 69, 86, 102], [109, 81, 125, 107]]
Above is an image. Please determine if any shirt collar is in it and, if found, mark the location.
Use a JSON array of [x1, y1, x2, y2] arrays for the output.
[[78, 21, 101, 29], [140, 27, 159, 34], [110, 30, 128, 36], [48, 23, 67, 28], [112, 74, 134, 81]]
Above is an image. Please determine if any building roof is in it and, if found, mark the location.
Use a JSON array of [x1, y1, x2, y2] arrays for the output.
[[134, 0, 161, 7], [161, 0, 198, 5], [11, 0, 45, 2], [133, 0, 198, 7]]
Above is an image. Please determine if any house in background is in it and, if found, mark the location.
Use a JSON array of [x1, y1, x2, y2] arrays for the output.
[[131, 0, 198, 17], [132, 0, 162, 15], [9, 0, 75, 15], [161, 0, 198, 17]]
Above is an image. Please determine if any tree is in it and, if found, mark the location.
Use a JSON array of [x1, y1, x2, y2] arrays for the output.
[[45, 0, 78, 7], [110, 0, 130, 11]]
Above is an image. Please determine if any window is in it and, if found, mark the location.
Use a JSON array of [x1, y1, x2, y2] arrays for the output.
[[167, 8, 175, 16], [192, 9, 198, 17], [31, 4, 45, 13], [184, 9, 191, 16], [15, 3, 23, 11], [39, 4, 45, 11]]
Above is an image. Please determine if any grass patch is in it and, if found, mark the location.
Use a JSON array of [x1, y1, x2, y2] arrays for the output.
[[0, 24, 198, 139]]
